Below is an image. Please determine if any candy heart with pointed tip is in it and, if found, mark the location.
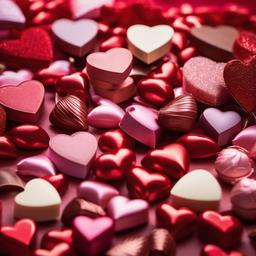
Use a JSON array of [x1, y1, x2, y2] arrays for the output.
[[17, 155, 56, 177], [107, 195, 149, 232], [201, 244, 245, 256], [0, 0, 25, 29], [156, 204, 197, 240], [198, 211, 243, 249], [127, 24, 174, 64], [73, 216, 114, 255], [0, 219, 36, 256], [170, 169, 222, 212], [34, 243, 73, 256], [127, 166, 172, 203], [141, 143, 190, 179], [52, 19, 98, 57], [49, 132, 97, 179], [0, 168, 24, 192], [86, 48, 133, 84], [224, 56, 256, 113], [119, 104, 161, 148], [183, 56, 231, 106], [0, 70, 33, 87], [199, 108, 242, 146], [14, 178, 61, 222], [42, 174, 68, 196], [77, 180, 119, 208], [0, 80, 45, 123]]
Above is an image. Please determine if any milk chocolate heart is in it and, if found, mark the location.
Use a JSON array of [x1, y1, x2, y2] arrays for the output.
[[183, 56, 231, 106], [224, 56, 256, 113], [0, 70, 33, 87], [0, 80, 45, 123], [0, 168, 24, 192]]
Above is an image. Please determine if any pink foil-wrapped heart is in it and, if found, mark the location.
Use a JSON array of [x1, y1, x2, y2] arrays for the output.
[[0, 70, 33, 87]]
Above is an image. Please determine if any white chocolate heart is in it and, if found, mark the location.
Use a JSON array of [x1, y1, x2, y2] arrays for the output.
[[127, 24, 174, 64], [170, 169, 222, 212], [14, 178, 61, 222]]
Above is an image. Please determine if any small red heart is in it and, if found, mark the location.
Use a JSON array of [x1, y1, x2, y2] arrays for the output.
[[93, 148, 136, 181], [0, 136, 18, 159], [34, 243, 73, 256], [127, 166, 172, 203], [201, 244, 245, 256], [156, 203, 197, 240], [42, 174, 68, 196], [224, 56, 256, 113], [141, 143, 190, 180], [198, 211, 243, 249], [0, 28, 53, 69]]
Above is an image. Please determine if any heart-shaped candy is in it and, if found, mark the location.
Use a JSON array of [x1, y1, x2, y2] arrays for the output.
[[127, 166, 172, 203], [198, 211, 243, 249], [52, 19, 98, 57], [183, 56, 231, 106], [107, 195, 149, 232], [0, 136, 18, 159], [72, 216, 114, 255], [0, 168, 24, 192], [0, 80, 45, 123], [199, 108, 242, 146], [14, 178, 61, 222], [156, 204, 197, 240], [141, 143, 190, 179], [99, 35, 126, 52], [42, 174, 68, 196], [224, 56, 256, 113], [77, 180, 119, 208], [127, 24, 174, 64], [0, 70, 33, 87], [190, 25, 239, 61], [0, 28, 53, 69], [34, 243, 73, 256], [202, 244, 245, 256], [170, 169, 222, 212], [0, 105, 6, 134], [49, 132, 97, 179], [86, 48, 133, 84]]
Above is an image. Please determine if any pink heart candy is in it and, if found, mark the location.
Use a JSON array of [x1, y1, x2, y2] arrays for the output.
[[200, 108, 242, 146], [86, 48, 133, 84], [119, 104, 162, 148], [52, 19, 98, 57], [107, 195, 149, 232], [0, 70, 33, 87], [17, 155, 56, 177], [77, 181, 119, 208], [88, 98, 125, 129], [73, 216, 114, 256], [49, 132, 97, 179], [0, 0, 25, 29]]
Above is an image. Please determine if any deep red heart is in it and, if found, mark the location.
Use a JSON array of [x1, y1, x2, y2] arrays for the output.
[[156, 203, 197, 240], [99, 36, 126, 52], [41, 229, 73, 250], [198, 211, 243, 249], [224, 56, 256, 113], [42, 174, 68, 196], [141, 143, 190, 180], [34, 243, 73, 256], [93, 148, 136, 181], [0, 28, 53, 69], [201, 244, 245, 256], [127, 166, 172, 203], [0, 136, 18, 159]]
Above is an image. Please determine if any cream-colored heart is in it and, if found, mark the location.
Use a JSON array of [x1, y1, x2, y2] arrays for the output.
[[170, 169, 222, 212], [127, 24, 174, 64], [14, 178, 61, 222]]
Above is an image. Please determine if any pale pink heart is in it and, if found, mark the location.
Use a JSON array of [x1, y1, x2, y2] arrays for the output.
[[48, 132, 98, 179], [17, 155, 56, 177], [119, 104, 162, 148], [107, 195, 149, 232], [77, 181, 119, 208], [70, 0, 114, 19], [73, 216, 114, 255], [86, 48, 133, 84], [0, 0, 25, 29], [88, 98, 125, 129], [52, 19, 98, 57], [0, 70, 33, 87]]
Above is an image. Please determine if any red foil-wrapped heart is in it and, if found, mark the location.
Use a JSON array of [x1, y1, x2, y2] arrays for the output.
[[141, 143, 190, 180], [127, 166, 172, 203], [198, 211, 243, 249], [0, 136, 18, 159], [42, 174, 68, 196], [9, 124, 49, 150], [156, 203, 197, 240], [93, 148, 136, 181], [98, 129, 135, 152], [201, 244, 245, 256]]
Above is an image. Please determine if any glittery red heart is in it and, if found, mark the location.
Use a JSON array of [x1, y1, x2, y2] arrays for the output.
[[224, 56, 256, 113], [0, 28, 53, 69]]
